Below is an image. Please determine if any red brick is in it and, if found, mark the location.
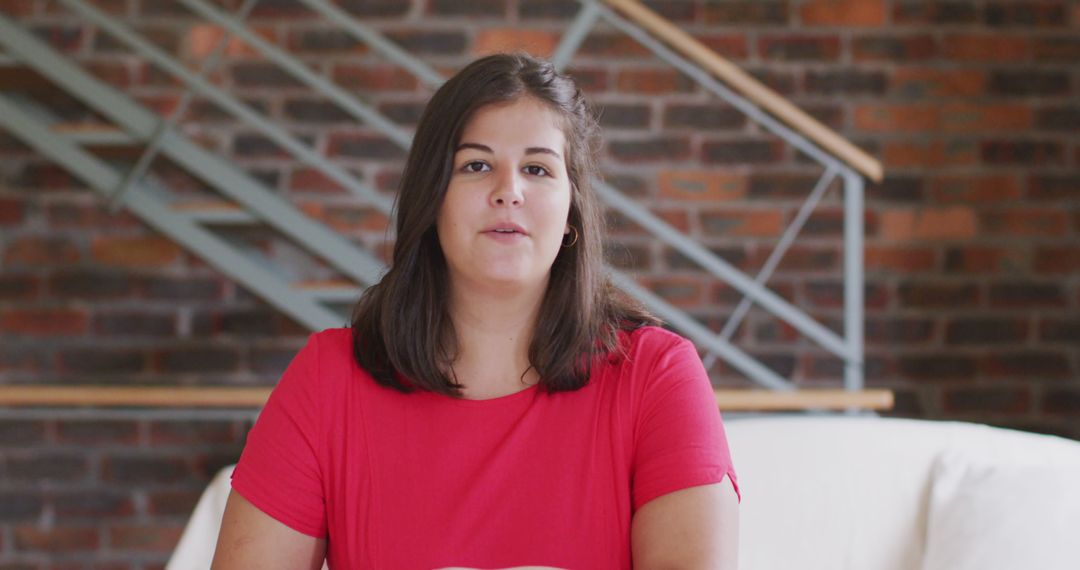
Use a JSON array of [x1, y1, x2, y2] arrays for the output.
[[1032, 37, 1080, 61], [108, 524, 184, 553], [326, 133, 406, 160], [698, 34, 751, 60], [1043, 388, 1080, 416], [0, 197, 24, 225], [473, 29, 559, 58], [980, 209, 1069, 237], [944, 387, 1031, 415], [58, 347, 147, 374], [944, 246, 1026, 274], [865, 246, 937, 272], [299, 202, 391, 235], [853, 33, 938, 62], [1039, 319, 1080, 343], [702, 140, 783, 164], [985, 2, 1067, 28], [855, 104, 1031, 133], [890, 67, 985, 98], [149, 420, 238, 446], [702, 2, 789, 25], [428, 0, 504, 16], [855, 104, 938, 132], [331, 64, 419, 91], [0, 274, 40, 301], [147, 490, 203, 517], [91, 236, 181, 268], [803, 280, 889, 310], [930, 174, 1021, 203], [638, 276, 705, 308], [1028, 175, 1080, 201], [0, 0, 37, 16], [183, 24, 270, 60], [56, 420, 139, 446], [989, 282, 1066, 309], [879, 207, 977, 240], [52, 491, 135, 518], [981, 141, 1064, 165], [1033, 247, 1080, 274], [700, 209, 784, 237], [657, 171, 747, 202], [656, 209, 692, 233], [942, 33, 1030, 61], [4, 236, 82, 266], [7, 453, 89, 482], [14, 526, 98, 552], [0, 308, 88, 336], [882, 139, 978, 168], [893, 2, 977, 24], [801, 0, 887, 26], [865, 318, 934, 345], [899, 354, 977, 381], [899, 281, 981, 308], [940, 103, 1032, 132], [981, 352, 1072, 379], [988, 70, 1070, 96], [615, 68, 695, 94], [758, 34, 842, 61], [103, 455, 190, 484], [285, 30, 369, 56], [579, 33, 651, 58], [749, 244, 841, 273], [607, 137, 692, 162], [946, 318, 1030, 345]]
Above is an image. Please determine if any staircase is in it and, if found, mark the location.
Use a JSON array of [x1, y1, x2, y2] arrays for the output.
[[0, 0, 885, 403]]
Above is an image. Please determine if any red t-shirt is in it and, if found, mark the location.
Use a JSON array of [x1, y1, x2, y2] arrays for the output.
[[232, 326, 738, 569]]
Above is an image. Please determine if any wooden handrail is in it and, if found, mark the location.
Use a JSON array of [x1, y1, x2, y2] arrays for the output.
[[0, 386, 893, 411], [602, 0, 884, 183]]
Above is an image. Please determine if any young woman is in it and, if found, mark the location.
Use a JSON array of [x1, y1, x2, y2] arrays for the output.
[[212, 53, 739, 569]]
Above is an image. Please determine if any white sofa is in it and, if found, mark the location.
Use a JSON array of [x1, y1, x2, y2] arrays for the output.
[[168, 416, 1080, 570]]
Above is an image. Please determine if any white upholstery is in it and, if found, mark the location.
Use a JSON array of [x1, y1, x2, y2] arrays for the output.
[[168, 416, 1080, 570], [727, 416, 1080, 570]]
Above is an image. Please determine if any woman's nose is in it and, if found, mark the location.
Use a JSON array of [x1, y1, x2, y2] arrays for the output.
[[490, 169, 523, 207]]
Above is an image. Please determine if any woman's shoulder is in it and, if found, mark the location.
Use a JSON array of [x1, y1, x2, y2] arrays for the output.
[[617, 325, 694, 361], [285, 327, 360, 389]]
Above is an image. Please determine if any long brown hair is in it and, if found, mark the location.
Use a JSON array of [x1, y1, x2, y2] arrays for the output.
[[351, 53, 656, 397]]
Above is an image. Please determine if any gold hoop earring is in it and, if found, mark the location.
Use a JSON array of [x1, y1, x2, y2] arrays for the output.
[[562, 225, 579, 248]]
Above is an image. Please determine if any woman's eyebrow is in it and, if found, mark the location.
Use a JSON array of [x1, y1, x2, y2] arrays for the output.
[[455, 142, 562, 160]]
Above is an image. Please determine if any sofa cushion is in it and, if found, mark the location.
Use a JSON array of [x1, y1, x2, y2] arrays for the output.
[[921, 425, 1080, 570], [726, 416, 947, 570]]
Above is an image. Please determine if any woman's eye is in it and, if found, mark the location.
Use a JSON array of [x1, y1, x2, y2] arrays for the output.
[[462, 161, 490, 173], [524, 164, 550, 177]]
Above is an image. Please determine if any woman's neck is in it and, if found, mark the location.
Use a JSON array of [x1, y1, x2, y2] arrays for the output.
[[447, 280, 547, 399]]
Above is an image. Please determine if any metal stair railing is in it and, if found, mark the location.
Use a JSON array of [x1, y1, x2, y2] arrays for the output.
[[565, 0, 876, 393], [0, 0, 884, 399], [0, 93, 350, 330], [0, 11, 384, 330]]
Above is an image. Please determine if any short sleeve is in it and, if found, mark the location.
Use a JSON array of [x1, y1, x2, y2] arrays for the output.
[[631, 334, 740, 511], [231, 333, 328, 537]]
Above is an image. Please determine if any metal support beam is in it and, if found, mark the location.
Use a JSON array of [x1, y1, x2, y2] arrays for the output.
[[0, 94, 347, 331], [0, 12, 387, 288], [55, 0, 393, 213]]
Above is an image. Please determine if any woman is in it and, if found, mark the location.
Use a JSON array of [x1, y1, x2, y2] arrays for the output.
[[212, 53, 739, 569]]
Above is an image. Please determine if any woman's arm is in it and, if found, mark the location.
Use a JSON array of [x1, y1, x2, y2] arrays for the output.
[[211, 490, 326, 570], [631, 481, 740, 570]]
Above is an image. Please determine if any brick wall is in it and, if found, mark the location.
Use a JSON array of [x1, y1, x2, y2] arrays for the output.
[[1, 0, 1078, 567]]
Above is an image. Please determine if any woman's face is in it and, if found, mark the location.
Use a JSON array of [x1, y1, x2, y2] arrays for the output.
[[436, 96, 572, 295]]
